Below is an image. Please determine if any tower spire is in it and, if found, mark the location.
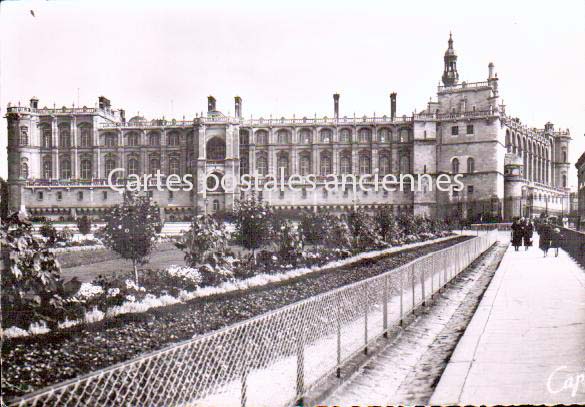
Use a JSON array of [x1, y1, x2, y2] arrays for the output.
[[442, 32, 459, 86]]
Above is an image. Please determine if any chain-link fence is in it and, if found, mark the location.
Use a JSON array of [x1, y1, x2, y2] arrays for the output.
[[9, 230, 498, 407]]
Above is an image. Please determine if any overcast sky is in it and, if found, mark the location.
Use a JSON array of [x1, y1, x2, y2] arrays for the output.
[[1, 0, 584, 186]]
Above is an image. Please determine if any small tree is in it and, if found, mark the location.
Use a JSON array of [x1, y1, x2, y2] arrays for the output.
[[76, 215, 92, 235], [375, 206, 402, 243], [346, 210, 384, 251], [175, 215, 229, 267], [233, 193, 272, 261], [98, 192, 161, 283], [1, 212, 69, 329], [274, 220, 303, 267], [0, 177, 9, 220]]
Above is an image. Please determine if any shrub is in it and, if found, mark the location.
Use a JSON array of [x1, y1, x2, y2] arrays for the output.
[[39, 220, 58, 243], [346, 210, 385, 252], [274, 220, 303, 267], [374, 206, 403, 243], [59, 226, 74, 242], [233, 193, 273, 260], [98, 192, 161, 284], [76, 215, 92, 235], [175, 215, 229, 267], [0, 212, 70, 329]]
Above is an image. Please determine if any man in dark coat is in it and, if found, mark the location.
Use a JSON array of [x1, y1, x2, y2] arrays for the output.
[[539, 220, 552, 257], [550, 227, 562, 257], [511, 217, 524, 251], [523, 219, 534, 250]]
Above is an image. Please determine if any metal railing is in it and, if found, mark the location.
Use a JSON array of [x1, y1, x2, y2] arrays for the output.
[[9, 230, 498, 407]]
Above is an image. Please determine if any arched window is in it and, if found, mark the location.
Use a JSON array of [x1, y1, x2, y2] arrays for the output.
[[562, 173, 567, 187], [240, 156, 249, 175], [149, 133, 160, 146], [299, 155, 311, 176], [42, 128, 52, 148], [169, 157, 180, 175], [127, 157, 140, 176], [167, 131, 180, 146], [105, 157, 117, 179], [277, 130, 289, 144], [80, 127, 92, 147], [20, 127, 28, 146], [378, 128, 390, 143], [359, 154, 371, 174], [320, 129, 332, 143], [452, 158, 460, 174], [59, 128, 71, 148], [300, 130, 312, 144], [60, 158, 72, 179], [207, 137, 226, 160], [400, 155, 410, 174], [42, 157, 52, 179], [80, 159, 92, 179], [207, 172, 224, 192], [506, 130, 511, 153], [400, 129, 409, 143], [256, 156, 268, 175], [256, 130, 268, 145], [562, 149, 567, 163], [149, 156, 160, 175], [467, 157, 475, 173], [340, 129, 351, 143], [105, 134, 117, 147], [340, 155, 351, 174], [239, 130, 249, 145], [359, 128, 371, 143], [127, 133, 140, 147], [277, 154, 289, 177], [379, 155, 390, 175], [320, 153, 332, 175], [20, 161, 29, 179]]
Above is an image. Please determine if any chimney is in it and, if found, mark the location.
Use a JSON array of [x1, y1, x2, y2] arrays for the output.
[[98, 96, 110, 110], [488, 62, 495, 79], [207, 96, 216, 113], [390, 92, 397, 120], [30, 97, 38, 109], [234, 96, 242, 118], [333, 93, 340, 119], [120, 109, 126, 124]]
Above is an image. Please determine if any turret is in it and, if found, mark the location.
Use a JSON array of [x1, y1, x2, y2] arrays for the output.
[[441, 33, 459, 87]]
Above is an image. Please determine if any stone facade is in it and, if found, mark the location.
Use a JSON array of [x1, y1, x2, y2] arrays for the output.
[[577, 151, 585, 226], [4, 35, 571, 221]]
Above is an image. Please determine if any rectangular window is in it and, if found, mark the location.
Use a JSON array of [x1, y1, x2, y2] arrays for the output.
[[56, 191, 62, 201], [466, 125, 474, 135], [77, 191, 84, 201], [453, 189, 459, 197], [258, 191, 263, 200], [302, 189, 307, 199], [102, 191, 108, 200], [279, 190, 284, 199], [37, 191, 44, 201], [468, 185, 474, 194], [451, 126, 459, 136], [169, 191, 174, 200]]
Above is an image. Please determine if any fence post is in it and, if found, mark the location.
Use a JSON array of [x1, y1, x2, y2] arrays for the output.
[[296, 309, 305, 407], [399, 267, 404, 326], [383, 275, 388, 338], [421, 260, 426, 306], [241, 343, 249, 407], [336, 313, 341, 377], [364, 284, 368, 355], [411, 263, 416, 310]]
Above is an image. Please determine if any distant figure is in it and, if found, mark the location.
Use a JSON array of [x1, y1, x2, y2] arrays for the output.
[[538, 220, 552, 257], [523, 218, 534, 250], [550, 227, 562, 257], [511, 217, 524, 251]]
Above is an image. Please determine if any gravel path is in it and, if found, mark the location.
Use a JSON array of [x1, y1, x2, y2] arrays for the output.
[[2, 237, 469, 400], [321, 241, 508, 405]]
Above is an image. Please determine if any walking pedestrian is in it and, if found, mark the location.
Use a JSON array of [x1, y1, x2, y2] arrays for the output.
[[550, 227, 562, 257], [523, 218, 534, 250], [511, 217, 524, 251], [538, 219, 552, 257]]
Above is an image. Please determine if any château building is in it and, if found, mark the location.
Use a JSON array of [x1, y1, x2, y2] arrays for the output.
[[5, 35, 571, 221]]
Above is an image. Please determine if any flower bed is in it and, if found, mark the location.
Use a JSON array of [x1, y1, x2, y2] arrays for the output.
[[1, 235, 471, 400]]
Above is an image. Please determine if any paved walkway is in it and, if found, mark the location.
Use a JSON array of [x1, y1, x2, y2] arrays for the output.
[[431, 233, 585, 405]]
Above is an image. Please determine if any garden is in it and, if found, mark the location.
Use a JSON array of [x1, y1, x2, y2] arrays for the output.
[[1, 192, 467, 399]]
